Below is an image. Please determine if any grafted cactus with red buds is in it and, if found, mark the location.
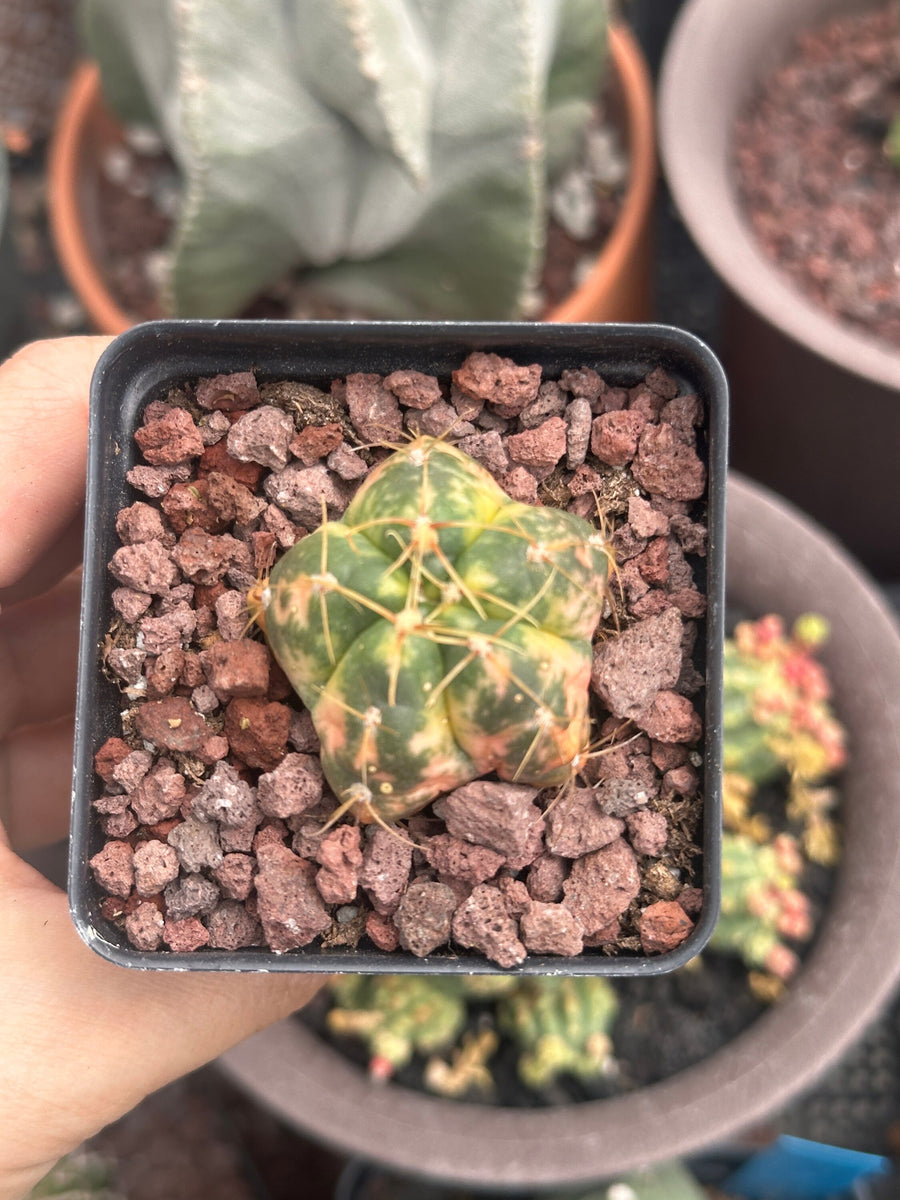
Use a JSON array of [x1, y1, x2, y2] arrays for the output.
[[249, 435, 613, 824], [711, 831, 813, 988], [723, 613, 847, 863]]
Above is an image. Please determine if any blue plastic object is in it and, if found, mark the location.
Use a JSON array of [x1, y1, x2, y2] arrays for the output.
[[722, 1135, 891, 1200]]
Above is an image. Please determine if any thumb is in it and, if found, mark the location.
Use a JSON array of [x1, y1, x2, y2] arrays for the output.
[[0, 847, 322, 1198]]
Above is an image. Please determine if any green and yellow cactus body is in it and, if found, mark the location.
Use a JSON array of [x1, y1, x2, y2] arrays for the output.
[[722, 614, 846, 863], [438, 603, 593, 789], [327, 974, 467, 1080], [723, 614, 846, 787], [496, 976, 619, 1089], [252, 436, 611, 823], [710, 832, 812, 981]]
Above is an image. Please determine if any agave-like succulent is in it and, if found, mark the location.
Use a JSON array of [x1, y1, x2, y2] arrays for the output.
[[82, 0, 609, 318]]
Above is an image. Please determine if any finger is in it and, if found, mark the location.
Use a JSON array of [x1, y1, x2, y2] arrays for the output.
[[0, 714, 74, 852], [0, 851, 323, 1197], [0, 336, 112, 591], [0, 572, 81, 736], [0, 513, 84, 610]]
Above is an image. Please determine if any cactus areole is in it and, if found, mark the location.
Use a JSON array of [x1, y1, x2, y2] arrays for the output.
[[248, 436, 612, 823]]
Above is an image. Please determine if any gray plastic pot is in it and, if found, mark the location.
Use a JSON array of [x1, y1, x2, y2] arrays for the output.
[[659, 0, 900, 580], [218, 473, 900, 1190], [0, 145, 24, 358]]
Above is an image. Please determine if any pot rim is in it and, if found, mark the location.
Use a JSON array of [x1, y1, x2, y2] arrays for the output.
[[658, 0, 900, 395], [48, 22, 655, 334], [219, 472, 900, 1188]]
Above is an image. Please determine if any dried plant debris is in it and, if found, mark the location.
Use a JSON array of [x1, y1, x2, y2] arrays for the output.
[[91, 353, 710, 966]]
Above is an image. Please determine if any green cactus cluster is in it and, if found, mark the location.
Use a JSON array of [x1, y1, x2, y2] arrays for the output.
[[710, 832, 813, 989], [327, 974, 472, 1081], [496, 975, 618, 1090], [327, 973, 618, 1092], [722, 613, 846, 864], [81, 0, 609, 320], [251, 435, 612, 824]]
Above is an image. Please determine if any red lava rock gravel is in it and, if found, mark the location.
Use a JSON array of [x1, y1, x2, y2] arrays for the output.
[[89, 352, 710, 966], [734, 3, 900, 350]]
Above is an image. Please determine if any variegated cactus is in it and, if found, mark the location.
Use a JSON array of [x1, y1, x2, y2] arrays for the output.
[[81, 0, 609, 319], [249, 435, 612, 823], [327, 974, 468, 1080], [710, 832, 812, 988], [496, 975, 618, 1089], [723, 613, 846, 864], [326, 973, 617, 1093]]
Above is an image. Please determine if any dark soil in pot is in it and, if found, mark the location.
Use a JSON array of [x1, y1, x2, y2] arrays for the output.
[[90, 81, 628, 323], [733, 2, 900, 352], [84, 344, 715, 969]]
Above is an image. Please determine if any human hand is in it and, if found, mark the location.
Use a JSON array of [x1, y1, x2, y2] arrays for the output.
[[0, 338, 322, 1200]]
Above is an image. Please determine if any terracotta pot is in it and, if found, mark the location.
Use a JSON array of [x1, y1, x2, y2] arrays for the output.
[[548, 23, 657, 325], [658, 0, 900, 579], [47, 23, 656, 337], [218, 473, 900, 1190]]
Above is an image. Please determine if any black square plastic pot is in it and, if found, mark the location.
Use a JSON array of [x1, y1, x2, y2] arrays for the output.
[[70, 320, 727, 974]]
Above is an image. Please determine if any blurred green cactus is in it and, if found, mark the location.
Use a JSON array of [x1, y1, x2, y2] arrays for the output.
[[327, 974, 468, 1081], [496, 976, 618, 1090], [327, 973, 617, 1093], [251, 435, 612, 824], [26, 1149, 118, 1199], [723, 613, 846, 864], [81, 0, 610, 319], [423, 1027, 500, 1099], [710, 832, 812, 990]]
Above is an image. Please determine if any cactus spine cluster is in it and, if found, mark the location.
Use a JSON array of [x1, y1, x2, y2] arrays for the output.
[[250, 435, 612, 824], [723, 613, 846, 864], [710, 832, 813, 988], [81, 0, 609, 320]]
